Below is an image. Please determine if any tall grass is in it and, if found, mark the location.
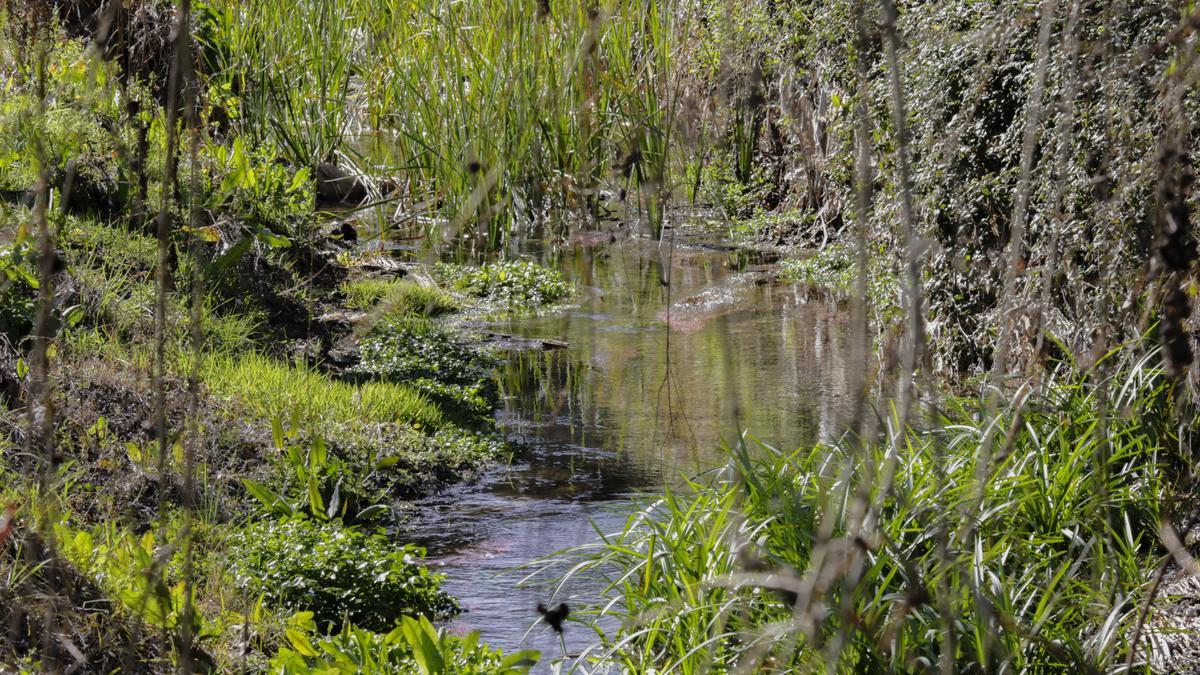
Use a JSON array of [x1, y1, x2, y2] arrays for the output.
[[203, 0, 683, 238], [548, 346, 1184, 672]]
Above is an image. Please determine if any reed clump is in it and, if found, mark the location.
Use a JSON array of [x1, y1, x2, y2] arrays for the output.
[[552, 345, 1184, 671]]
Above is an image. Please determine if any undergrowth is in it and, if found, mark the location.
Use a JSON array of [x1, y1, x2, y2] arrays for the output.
[[230, 516, 456, 633]]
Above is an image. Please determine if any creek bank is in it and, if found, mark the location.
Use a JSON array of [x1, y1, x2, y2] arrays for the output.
[[0, 197, 571, 669]]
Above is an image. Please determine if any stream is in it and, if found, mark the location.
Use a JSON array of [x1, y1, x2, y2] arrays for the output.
[[395, 226, 856, 668]]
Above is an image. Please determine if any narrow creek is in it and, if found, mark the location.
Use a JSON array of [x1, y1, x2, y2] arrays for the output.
[[395, 227, 857, 666]]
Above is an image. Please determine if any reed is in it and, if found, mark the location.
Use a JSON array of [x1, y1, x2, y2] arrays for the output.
[[548, 345, 1183, 672], [203, 0, 683, 238]]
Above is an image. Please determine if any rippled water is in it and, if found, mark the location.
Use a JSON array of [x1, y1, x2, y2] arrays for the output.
[[397, 228, 855, 670]]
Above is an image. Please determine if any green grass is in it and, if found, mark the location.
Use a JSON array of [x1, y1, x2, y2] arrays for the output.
[[341, 278, 458, 317], [203, 352, 446, 432], [549, 345, 1178, 672], [202, 0, 681, 236]]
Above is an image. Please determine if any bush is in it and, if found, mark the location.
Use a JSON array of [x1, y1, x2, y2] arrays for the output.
[[356, 319, 492, 384], [779, 242, 898, 319], [231, 517, 456, 633], [354, 319, 498, 427], [434, 261, 570, 308], [0, 243, 37, 344]]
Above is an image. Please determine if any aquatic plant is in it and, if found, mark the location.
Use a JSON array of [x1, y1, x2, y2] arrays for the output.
[[355, 318, 497, 387], [434, 261, 570, 308], [200, 0, 682, 236]]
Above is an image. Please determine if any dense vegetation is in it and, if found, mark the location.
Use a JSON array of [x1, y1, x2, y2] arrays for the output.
[[1, 0, 1198, 672]]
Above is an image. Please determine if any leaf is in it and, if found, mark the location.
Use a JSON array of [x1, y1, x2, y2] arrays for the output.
[[184, 225, 222, 243], [86, 416, 108, 439], [353, 504, 388, 522], [284, 628, 319, 657], [255, 227, 292, 249], [242, 478, 294, 517], [231, 135, 256, 190], [374, 455, 400, 469], [286, 611, 317, 632], [271, 416, 285, 451], [400, 616, 444, 674], [289, 167, 311, 193], [306, 475, 325, 520], [499, 650, 540, 671], [204, 236, 252, 279], [15, 358, 26, 379], [62, 304, 85, 328], [326, 477, 342, 520], [310, 436, 327, 471]]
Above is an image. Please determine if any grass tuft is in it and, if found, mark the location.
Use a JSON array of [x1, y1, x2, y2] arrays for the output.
[[204, 352, 446, 432]]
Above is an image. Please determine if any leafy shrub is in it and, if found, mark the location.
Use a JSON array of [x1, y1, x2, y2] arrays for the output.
[[231, 517, 456, 632], [779, 242, 898, 319], [55, 523, 205, 636], [354, 319, 498, 426], [242, 433, 391, 525], [340, 427, 508, 498], [434, 261, 570, 308], [204, 136, 313, 234], [272, 613, 538, 674]]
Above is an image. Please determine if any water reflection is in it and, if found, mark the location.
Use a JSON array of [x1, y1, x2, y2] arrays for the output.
[[399, 233, 856, 669]]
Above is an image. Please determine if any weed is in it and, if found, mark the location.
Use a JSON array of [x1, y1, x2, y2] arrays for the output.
[[230, 516, 455, 633], [272, 613, 539, 674], [553, 349, 1177, 671]]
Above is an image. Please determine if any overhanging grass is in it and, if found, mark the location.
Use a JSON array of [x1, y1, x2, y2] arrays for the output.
[[203, 352, 446, 432], [550, 346, 1179, 672]]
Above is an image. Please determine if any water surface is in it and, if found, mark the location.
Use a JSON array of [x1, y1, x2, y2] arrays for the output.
[[399, 229, 856, 668]]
